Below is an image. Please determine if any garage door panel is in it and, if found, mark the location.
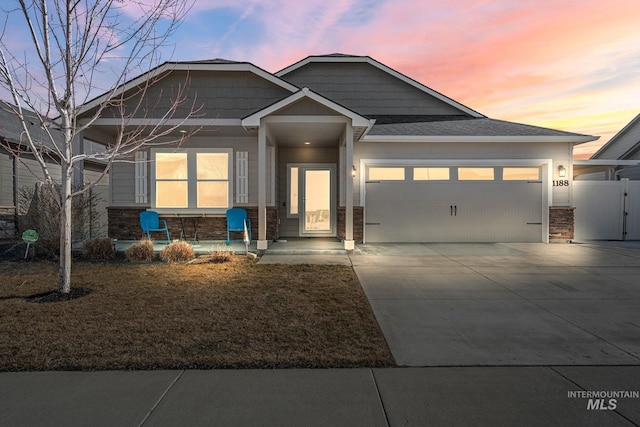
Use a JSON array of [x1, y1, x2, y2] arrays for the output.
[[365, 175, 542, 243]]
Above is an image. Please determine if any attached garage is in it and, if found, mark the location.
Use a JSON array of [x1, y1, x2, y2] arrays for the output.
[[363, 164, 546, 243]]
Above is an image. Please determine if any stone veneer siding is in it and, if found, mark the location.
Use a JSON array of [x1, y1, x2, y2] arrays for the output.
[[108, 207, 279, 241], [337, 206, 364, 243], [549, 206, 574, 241], [0, 207, 16, 239]]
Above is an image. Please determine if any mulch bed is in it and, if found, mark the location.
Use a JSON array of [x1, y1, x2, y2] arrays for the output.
[[0, 257, 394, 371]]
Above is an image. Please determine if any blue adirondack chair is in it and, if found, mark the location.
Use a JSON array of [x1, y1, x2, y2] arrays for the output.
[[139, 211, 171, 243], [226, 208, 251, 245]]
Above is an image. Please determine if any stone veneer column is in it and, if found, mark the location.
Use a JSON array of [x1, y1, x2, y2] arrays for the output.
[[549, 206, 575, 242]]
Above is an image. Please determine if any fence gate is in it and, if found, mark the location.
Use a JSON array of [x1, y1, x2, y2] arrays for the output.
[[574, 180, 640, 240]]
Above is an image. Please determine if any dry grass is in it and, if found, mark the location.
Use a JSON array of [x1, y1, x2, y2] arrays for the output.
[[125, 239, 155, 262], [0, 258, 394, 371], [160, 241, 195, 263]]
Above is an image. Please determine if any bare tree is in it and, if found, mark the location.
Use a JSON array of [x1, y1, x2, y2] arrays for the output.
[[0, 0, 197, 293]]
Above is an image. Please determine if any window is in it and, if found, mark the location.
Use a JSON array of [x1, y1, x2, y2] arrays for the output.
[[289, 166, 299, 216], [153, 149, 231, 211], [503, 167, 540, 181], [368, 167, 405, 181], [458, 167, 494, 180], [413, 167, 450, 180]]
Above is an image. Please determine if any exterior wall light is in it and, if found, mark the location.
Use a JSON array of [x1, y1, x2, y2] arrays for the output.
[[352, 164, 357, 177], [558, 165, 566, 177]]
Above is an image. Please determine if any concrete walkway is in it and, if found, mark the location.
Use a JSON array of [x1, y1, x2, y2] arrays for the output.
[[2, 367, 639, 426]]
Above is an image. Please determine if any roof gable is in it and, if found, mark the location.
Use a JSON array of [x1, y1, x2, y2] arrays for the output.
[[77, 61, 299, 119], [242, 87, 371, 128], [591, 114, 640, 160], [277, 55, 482, 117]]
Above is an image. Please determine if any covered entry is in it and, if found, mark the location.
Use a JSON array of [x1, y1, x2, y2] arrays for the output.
[[364, 164, 546, 243]]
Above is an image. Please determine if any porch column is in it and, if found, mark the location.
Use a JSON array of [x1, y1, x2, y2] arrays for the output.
[[257, 124, 268, 250], [344, 123, 354, 250]]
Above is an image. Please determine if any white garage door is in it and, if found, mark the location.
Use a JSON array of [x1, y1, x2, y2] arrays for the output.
[[364, 165, 543, 242]]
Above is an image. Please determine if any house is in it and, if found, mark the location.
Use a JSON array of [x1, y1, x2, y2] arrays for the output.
[[77, 54, 597, 248], [574, 114, 640, 181], [0, 101, 109, 239]]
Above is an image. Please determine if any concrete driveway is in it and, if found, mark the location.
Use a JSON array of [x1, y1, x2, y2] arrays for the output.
[[352, 243, 640, 367]]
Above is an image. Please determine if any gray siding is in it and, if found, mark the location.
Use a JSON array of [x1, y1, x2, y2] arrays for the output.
[[280, 62, 465, 116], [0, 151, 13, 206], [110, 158, 137, 206], [619, 166, 640, 180], [274, 98, 341, 116], [101, 71, 292, 120], [595, 118, 640, 160]]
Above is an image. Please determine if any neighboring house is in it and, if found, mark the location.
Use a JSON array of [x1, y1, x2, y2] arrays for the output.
[[572, 114, 640, 240], [77, 54, 597, 248], [574, 114, 640, 181], [0, 101, 109, 239]]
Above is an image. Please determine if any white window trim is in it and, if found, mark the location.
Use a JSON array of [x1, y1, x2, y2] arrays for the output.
[[150, 148, 233, 214]]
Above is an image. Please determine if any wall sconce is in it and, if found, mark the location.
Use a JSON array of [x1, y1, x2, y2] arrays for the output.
[[558, 165, 566, 177], [352, 164, 357, 177]]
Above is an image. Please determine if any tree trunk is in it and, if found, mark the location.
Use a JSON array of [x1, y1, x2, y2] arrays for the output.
[[58, 164, 72, 294]]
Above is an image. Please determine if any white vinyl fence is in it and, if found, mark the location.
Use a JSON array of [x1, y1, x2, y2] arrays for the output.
[[574, 180, 640, 240]]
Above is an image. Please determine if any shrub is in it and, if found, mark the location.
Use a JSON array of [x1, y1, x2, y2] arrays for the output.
[[125, 239, 155, 262], [17, 182, 102, 259], [209, 245, 231, 264], [160, 241, 194, 263], [82, 237, 115, 260]]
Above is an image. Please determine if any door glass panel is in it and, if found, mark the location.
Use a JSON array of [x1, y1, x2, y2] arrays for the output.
[[290, 167, 298, 215], [458, 167, 495, 180], [414, 167, 450, 180], [304, 170, 331, 231], [369, 167, 405, 180], [503, 167, 540, 180]]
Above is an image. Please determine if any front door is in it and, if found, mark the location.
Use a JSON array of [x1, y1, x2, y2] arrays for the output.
[[299, 165, 336, 237]]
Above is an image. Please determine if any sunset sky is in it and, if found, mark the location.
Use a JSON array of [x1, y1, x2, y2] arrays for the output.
[[3, 0, 639, 158]]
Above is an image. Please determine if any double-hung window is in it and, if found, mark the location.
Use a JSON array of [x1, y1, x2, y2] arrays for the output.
[[152, 148, 232, 212]]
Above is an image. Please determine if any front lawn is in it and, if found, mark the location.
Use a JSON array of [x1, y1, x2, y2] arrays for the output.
[[0, 258, 394, 371]]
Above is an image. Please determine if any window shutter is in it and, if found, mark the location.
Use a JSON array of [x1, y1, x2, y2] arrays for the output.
[[236, 151, 248, 204], [135, 151, 148, 204]]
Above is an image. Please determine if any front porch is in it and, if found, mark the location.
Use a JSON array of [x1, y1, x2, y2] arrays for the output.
[[113, 237, 360, 256]]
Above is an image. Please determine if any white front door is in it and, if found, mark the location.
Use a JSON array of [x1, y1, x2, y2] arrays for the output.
[[299, 166, 336, 236]]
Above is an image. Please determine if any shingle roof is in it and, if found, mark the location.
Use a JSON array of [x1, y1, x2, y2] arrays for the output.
[[368, 115, 591, 138]]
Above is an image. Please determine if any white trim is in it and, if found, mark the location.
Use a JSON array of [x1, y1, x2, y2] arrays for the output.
[[359, 158, 553, 244], [150, 147, 233, 214], [574, 160, 640, 166], [242, 88, 370, 128], [276, 56, 483, 118], [362, 135, 597, 143], [268, 146, 276, 206], [80, 118, 242, 127]]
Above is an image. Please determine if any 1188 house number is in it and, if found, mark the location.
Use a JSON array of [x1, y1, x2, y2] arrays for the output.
[[553, 180, 570, 187]]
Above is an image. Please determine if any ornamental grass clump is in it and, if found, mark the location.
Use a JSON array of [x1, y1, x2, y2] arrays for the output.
[[81, 237, 115, 261], [210, 245, 232, 263], [160, 241, 195, 263], [125, 239, 156, 262]]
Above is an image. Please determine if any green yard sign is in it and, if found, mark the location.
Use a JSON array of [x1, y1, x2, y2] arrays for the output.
[[22, 229, 39, 244]]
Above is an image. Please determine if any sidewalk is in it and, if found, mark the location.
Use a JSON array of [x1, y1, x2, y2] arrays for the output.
[[1, 367, 638, 426]]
